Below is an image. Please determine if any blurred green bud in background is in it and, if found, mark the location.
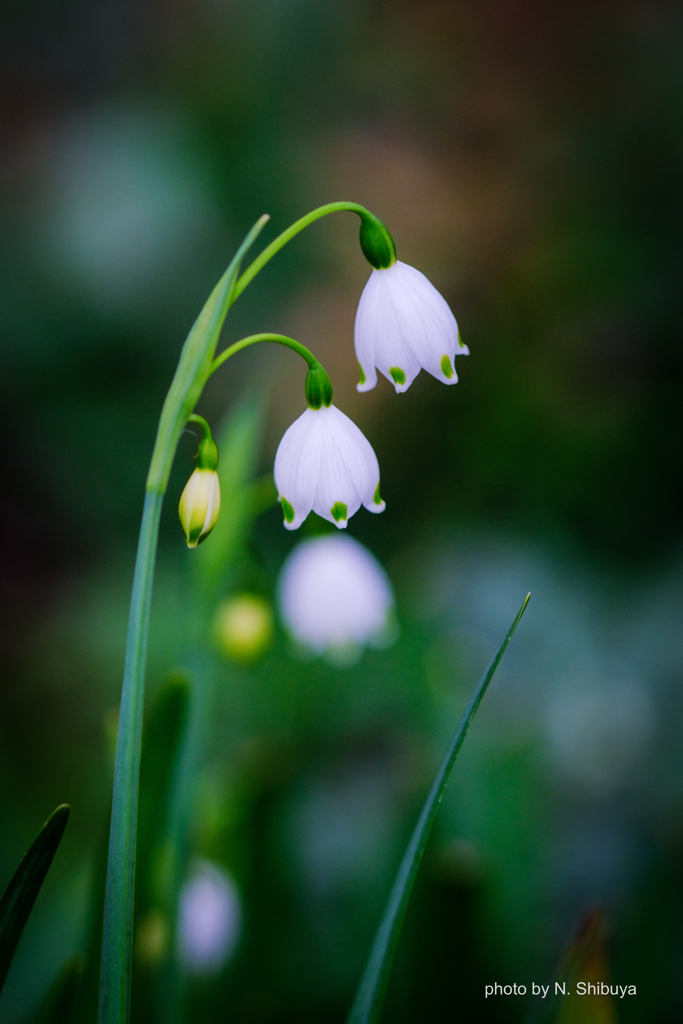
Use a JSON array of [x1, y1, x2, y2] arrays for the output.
[[135, 909, 169, 968], [212, 593, 274, 663]]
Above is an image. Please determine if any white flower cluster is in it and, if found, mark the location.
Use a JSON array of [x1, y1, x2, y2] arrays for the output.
[[275, 250, 465, 531]]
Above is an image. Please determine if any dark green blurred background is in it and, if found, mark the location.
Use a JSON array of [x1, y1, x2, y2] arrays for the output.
[[1, 1, 683, 1021]]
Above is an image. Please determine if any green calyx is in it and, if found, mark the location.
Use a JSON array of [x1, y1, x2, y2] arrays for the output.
[[305, 363, 334, 409], [358, 212, 397, 270], [188, 414, 219, 470]]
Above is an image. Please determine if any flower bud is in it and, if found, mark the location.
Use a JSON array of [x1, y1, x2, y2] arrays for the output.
[[179, 469, 221, 547], [179, 416, 221, 548]]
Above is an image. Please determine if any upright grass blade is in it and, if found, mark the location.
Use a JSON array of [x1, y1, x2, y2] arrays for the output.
[[31, 954, 82, 1024], [132, 675, 190, 1024], [347, 595, 531, 1024], [0, 804, 70, 996], [74, 682, 190, 1024]]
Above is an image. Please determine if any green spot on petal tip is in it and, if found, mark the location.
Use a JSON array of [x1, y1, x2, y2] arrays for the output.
[[441, 355, 454, 378], [358, 362, 366, 386], [280, 497, 295, 524], [331, 501, 348, 522], [374, 483, 382, 505], [390, 367, 406, 386]]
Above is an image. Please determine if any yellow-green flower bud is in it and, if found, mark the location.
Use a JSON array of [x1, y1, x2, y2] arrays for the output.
[[179, 414, 220, 547], [179, 468, 221, 547]]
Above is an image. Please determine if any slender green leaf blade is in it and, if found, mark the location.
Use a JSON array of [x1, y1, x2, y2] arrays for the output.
[[347, 594, 531, 1024], [31, 954, 82, 1024], [147, 214, 270, 494], [132, 675, 190, 1024], [137, 674, 190, 871], [70, 809, 111, 1024], [0, 804, 70, 995]]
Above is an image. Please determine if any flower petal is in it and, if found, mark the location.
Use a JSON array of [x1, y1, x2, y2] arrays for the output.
[[313, 407, 365, 527], [355, 268, 421, 392], [274, 409, 322, 530]]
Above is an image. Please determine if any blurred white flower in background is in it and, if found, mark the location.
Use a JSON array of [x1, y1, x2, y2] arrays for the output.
[[354, 261, 468, 393], [277, 534, 397, 664], [178, 860, 242, 975]]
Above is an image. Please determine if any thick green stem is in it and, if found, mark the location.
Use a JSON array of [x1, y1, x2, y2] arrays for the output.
[[98, 490, 163, 1023]]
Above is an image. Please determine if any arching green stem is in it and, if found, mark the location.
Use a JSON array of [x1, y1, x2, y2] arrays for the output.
[[187, 412, 212, 435], [233, 201, 395, 301], [211, 333, 333, 410], [211, 332, 320, 375], [186, 414, 218, 471]]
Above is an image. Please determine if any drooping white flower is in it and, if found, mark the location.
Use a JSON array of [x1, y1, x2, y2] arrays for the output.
[[277, 534, 396, 660], [354, 260, 469, 393], [274, 404, 385, 530], [178, 860, 242, 975]]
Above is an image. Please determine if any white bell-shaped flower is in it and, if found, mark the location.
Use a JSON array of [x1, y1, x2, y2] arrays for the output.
[[354, 260, 469, 393], [277, 534, 396, 658], [274, 404, 385, 530]]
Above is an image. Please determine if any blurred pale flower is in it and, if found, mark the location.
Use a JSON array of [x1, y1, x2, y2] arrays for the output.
[[277, 534, 396, 662], [213, 594, 274, 662], [274, 405, 385, 531], [355, 261, 468, 393], [178, 860, 241, 975]]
